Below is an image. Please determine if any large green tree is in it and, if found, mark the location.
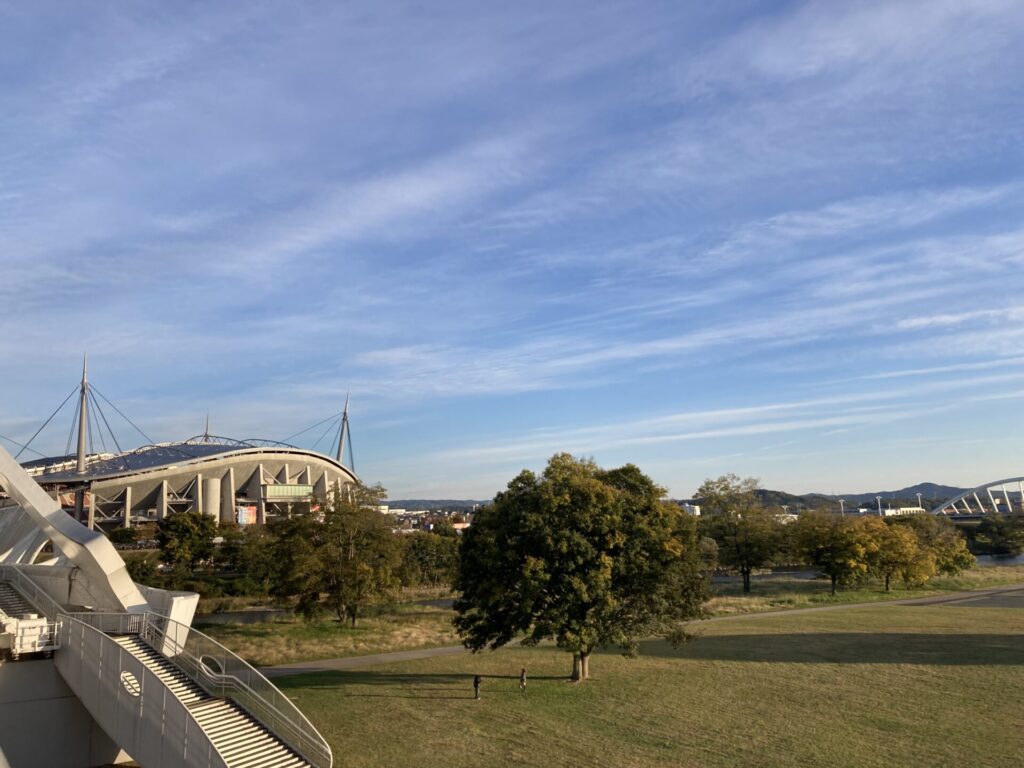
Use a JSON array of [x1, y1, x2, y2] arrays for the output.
[[795, 512, 879, 595], [267, 483, 401, 626], [156, 510, 218, 570], [399, 531, 459, 587], [320, 483, 402, 626], [974, 515, 1024, 556], [454, 454, 708, 681], [696, 475, 783, 593], [862, 518, 924, 591], [891, 514, 975, 575]]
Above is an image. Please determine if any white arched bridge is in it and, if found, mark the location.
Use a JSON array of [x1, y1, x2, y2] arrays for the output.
[[932, 477, 1024, 516]]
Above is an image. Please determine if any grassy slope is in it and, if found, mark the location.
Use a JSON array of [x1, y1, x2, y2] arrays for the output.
[[278, 605, 1024, 768], [195, 603, 459, 667]]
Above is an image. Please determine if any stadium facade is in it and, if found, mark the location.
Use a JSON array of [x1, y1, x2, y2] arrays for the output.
[[7, 362, 358, 532], [25, 436, 358, 531]]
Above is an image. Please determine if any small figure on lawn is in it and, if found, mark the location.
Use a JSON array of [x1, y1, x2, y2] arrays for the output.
[[519, 667, 527, 693], [473, 674, 482, 700]]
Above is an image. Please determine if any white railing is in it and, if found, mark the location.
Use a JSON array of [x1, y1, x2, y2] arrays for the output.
[[0, 564, 64, 654], [141, 612, 332, 768], [1, 565, 331, 768], [0, 563, 65, 621], [65, 611, 144, 635], [57, 614, 226, 768], [4, 618, 61, 657]]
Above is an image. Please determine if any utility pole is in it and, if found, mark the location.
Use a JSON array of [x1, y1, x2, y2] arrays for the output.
[[876, 496, 882, 516], [916, 492, 922, 510], [838, 499, 845, 517]]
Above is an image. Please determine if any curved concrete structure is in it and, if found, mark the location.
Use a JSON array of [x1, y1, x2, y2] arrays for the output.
[[25, 436, 358, 530]]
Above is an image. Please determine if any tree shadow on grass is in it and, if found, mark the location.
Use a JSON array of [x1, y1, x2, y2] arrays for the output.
[[635, 633, 1024, 666], [275, 670, 567, 699]]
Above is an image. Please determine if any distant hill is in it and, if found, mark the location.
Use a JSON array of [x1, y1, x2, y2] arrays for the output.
[[677, 482, 971, 512], [392, 483, 972, 514], [821, 483, 969, 507]]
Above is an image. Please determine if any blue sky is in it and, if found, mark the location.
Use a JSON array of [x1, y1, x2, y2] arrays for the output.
[[2, 1, 1023, 499]]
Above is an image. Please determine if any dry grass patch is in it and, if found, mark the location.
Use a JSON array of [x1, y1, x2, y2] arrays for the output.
[[197, 603, 459, 667]]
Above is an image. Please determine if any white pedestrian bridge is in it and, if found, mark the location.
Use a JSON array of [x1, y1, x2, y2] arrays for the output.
[[932, 477, 1024, 516], [0, 445, 332, 768]]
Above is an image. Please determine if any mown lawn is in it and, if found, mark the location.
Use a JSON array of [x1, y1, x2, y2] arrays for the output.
[[197, 566, 1024, 667], [277, 604, 1024, 768], [706, 564, 1024, 615]]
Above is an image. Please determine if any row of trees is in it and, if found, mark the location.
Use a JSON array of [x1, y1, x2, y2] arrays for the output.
[[139, 459, 984, 684], [696, 474, 976, 595], [144, 487, 459, 624], [451, 461, 984, 681]]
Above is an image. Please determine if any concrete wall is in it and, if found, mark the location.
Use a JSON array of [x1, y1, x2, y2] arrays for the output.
[[0, 659, 129, 767]]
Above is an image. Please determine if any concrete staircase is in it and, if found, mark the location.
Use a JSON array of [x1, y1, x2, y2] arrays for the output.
[[111, 635, 311, 768], [0, 582, 37, 618]]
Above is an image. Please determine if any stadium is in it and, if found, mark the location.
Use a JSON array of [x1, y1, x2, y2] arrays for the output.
[[4, 361, 357, 532]]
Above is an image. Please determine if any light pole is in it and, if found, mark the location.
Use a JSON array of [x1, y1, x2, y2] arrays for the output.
[[876, 496, 882, 516], [916, 492, 922, 511], [839, 499, 845, 517]]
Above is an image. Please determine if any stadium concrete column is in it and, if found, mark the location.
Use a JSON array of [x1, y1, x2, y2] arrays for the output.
[[299, 466, 311, 484], [314, 471, 329, 501], [157, 480, 169, 521], [192, 473, 203, 516], [277, 464, 290, 484], [122, 486, 132, 528], [246, 464, 266, 525], [220, 468, 235, 524], [203, 476, 221, 523]]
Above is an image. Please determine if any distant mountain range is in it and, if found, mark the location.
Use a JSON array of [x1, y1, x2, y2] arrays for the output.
[[387, 483, 972, 512], [750, 483, 969, 511]]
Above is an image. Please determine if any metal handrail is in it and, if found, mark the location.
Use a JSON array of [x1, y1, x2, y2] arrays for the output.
[[57, 613, 223, 768], [65, 611, 144, 635], [1, 565, 331, 767], [98, 610, 330, 767], [139, 611, 331, 768], [0, 564, 65, 621]]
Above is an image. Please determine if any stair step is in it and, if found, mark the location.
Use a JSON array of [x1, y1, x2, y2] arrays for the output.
[[107, 628, 313, 767]]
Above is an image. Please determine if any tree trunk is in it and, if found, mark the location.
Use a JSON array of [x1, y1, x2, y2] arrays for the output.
[[580, 652, 590, 680], [742, 567, 751, 593], [570, 653, 582, 681], [884, 574, 891, 592], [830, 574, 837, 595]]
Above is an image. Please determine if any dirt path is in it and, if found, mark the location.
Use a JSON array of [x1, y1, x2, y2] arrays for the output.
[[261, 582, 1024, 678]]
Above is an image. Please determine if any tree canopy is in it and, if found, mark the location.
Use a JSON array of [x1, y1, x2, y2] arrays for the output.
[[157, 510, 218, 570], [454, 454, 708, 681], [267, 483, 401, 625], [696, 475, 784, 593]]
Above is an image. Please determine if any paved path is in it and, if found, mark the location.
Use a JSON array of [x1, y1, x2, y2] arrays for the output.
[[260, 582, 1024, 679]]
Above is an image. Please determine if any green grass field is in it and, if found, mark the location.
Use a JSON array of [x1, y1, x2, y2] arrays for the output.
[[277, 603, 1024, 768], [196, 565, 1024, 667]]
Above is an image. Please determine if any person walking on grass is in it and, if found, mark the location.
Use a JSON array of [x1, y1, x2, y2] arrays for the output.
[[473, 674, 482, 700], [519, 667, 527, 693]]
